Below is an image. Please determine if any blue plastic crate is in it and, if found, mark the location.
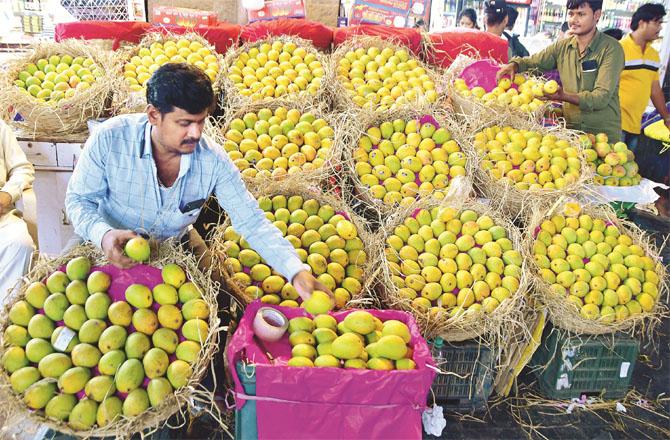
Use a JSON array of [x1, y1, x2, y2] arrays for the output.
[[235, 362, 258, 440]]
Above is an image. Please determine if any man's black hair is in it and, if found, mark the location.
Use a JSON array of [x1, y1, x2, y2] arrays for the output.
[[603, 28, 623, 40], [566, 0, 602, 12], [506, 6, 519, 29], [485, 0, 508, 26], [631, 3, 666, 31], [146, 63, 214, 115]]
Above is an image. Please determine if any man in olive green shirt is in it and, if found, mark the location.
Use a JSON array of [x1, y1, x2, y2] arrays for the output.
[[497, 0, 624, 141]]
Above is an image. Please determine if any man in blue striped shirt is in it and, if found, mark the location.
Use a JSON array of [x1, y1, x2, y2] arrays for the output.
[[65, 63, 329, 301]]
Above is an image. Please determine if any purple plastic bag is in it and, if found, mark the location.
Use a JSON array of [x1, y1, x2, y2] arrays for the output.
[[227, 301, 436, 439]]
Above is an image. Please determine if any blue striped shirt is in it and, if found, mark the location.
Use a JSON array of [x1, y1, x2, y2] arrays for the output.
[[65, 113, 304, 281]]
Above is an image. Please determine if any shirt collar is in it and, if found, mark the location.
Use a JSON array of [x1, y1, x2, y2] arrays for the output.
[[568, 30, 602, 55], [142, 119, 193, 180]]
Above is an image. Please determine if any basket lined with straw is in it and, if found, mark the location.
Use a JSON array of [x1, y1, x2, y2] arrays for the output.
[[0, 241, 225, 438], [220, 35, 332, 112], [342, 105, 473, 219], [210, 180, 380, 310], [525, 198, 669, 336], [205, 100, 354, 192], [462, 115, 593, 222], [0, 39, 118, 138], [113, 31, 224, 115], [330, 35, 442, 115]]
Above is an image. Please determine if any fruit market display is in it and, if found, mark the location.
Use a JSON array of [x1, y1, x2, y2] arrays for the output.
[[453, 74, 555, 114], [333, 41, 438, 111], [0, 242, 211, 432], [530, 203, 665, 330], [383, 205, 524, 320], [218, 193, 368, 309], [225, 38, 326, 102], [472, 125, 584, 191], [220, 105, 336, 180], [13, 54, 104, 104], [351, 114, 466, 209], [581, 133, 642, 187], [123, 35, 220, 92], [287, 310, 416, 370]]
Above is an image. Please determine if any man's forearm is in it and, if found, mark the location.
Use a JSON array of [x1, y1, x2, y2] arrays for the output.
[[558, 91, 580, 106], [651, 81, 670, 119]]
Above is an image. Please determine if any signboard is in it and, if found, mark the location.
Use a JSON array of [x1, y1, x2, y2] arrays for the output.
[[248, 0, 306, 22], [350, 0, 430, 27]]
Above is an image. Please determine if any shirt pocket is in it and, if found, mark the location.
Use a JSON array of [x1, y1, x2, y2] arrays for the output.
[[581, 69, 597, 92]]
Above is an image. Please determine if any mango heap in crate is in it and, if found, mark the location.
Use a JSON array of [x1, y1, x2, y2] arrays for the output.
[[532, 205, 661, 322], [337, 46, 437, 110], [385, 207, 522, 316], [220, 195, 366, 308], [354, 116, 465, 207], [474, 126, 582, 190], [228, 40, 324, 100], [287, 310, 416, 370], [1, 238, 208, 430], [581, 133, 642, 187], [124, 38, 219, 92], [223, 107, 334, 179], [454, 74, 556, 113], [14, 55, 103, 103]]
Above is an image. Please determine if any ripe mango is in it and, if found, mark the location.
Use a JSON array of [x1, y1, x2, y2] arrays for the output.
[[51, 326, 79, 353], [58, 366, 91, 394], [45, 393, 77, 421], [4, 324, 30, 347], [63, 304, 87, 330], [343, 310, 375, 334], [132, 308, 159, 335], [125, 332, 151, 359], [376, 335, 407, 360], [46, 271, 69, 294], [175, 340, 200, 363], [314, 354, 340, 367], [302, 290, 333, 315], [167, 360, 192, 388], [367, 358, 394, 370], [98, 325, 127, 353], [38, 352, 72, 378], [331, 333, 364, 360], [125, 236, 150, 262], [24, 378, 57, 409], [162, 263, 186, 288], [182, 318, 209, 343], [153, 328, 179, 354], [9, 300, 35, 327], [178, 282, 201, 303], [143, 347, 169, 379], [87, 271, 111, 293], [78, 319, 107, 344], [28, 314, 55, 339], [288, 317, 314, 333], [381, 320, 411, 344], [10, 366, 40, 393], [287, 356, 314, 367], [344, 359, 367, 369], [85, 292, 112, 320], [153, 283, 178, 305], [69, 398, 98, 430], [157, 304, 183, 330], [115, 358, 144, 392], [108, 301, 133, 327], [147, 377, 173, 407], [98, 350, 126, 376], [125, 284, 153, 308], [25, 282, 49, 308], [85, 375, 116, 402], [97, 397, 123, 427], [71, 343, 102, 368], [181, 299, 209, 320]]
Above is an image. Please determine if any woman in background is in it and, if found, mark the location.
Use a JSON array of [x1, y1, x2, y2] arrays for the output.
[[459, 8, 479, 29]]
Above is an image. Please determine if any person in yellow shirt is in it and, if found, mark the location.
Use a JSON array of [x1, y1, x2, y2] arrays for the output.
[[619, 3, 670, 150]]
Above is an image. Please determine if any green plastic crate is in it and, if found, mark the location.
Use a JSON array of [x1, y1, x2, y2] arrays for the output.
[[235, 362, 258, 440], [531, 329, 639, 400], [429, 338, 494, 411]]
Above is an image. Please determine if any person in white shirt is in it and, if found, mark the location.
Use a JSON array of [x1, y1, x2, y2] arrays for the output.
[[0, 120, 36, 302]]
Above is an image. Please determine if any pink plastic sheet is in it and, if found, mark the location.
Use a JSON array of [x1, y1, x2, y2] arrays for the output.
[[460, 58, 510, 92], [227, 301, 436, 439]]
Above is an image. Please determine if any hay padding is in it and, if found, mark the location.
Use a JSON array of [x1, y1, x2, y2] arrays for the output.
[[0, 241, 226, 439], [210, 179, 380, 309], [204, 100, 354, 192], [378, 196, 530, 343], [0, 39, 118, 138], [463, 117, 594, 222], [330, 35, 445, 116], [112, 31, 224, 115], [220, 35, 333, 113], [342, 105, 474, 218], [524, 199, 669, 336], [444, 53, 551, 129]]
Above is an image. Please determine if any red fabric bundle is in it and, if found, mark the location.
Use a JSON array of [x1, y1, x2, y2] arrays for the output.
[[240, 18, 333, 51], [424, 29, 509, 68], [333, 25, 423, 54]]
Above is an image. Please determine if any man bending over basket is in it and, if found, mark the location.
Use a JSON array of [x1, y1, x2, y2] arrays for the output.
[[65, 63, 330, 303]]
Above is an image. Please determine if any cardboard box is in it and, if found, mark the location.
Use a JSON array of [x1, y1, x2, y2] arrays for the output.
[[304, 0, 340, 27], [248, 0, 306, 22], [148, 0, 248, 24], [152, 5, 216, 27]]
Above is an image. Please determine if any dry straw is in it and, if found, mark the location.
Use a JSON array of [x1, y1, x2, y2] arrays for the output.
[[205, 100, 355, 192], [377, 196, 529, 344], [0, 39, 118, 138], [341, 105, 474, 219], [220, 35, 334, 113], [210, 179, 381, 309], [0, 241, 228, 439], [112, 31, 224, 115], [444, 53, 551, 130], [330, 35, 446, 117], [462, 116, 594, 222], [524, 198, 669, 337]]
